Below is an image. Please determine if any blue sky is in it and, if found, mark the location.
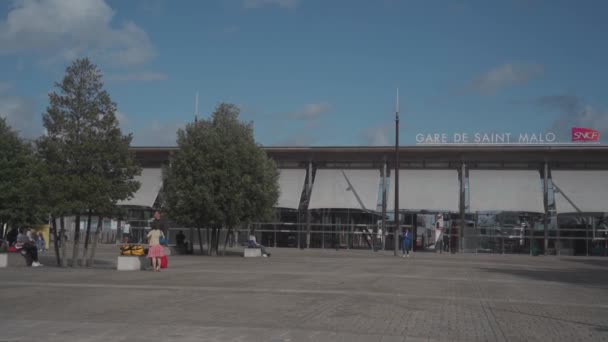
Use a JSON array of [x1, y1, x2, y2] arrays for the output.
[[1, 0, 607, 146]]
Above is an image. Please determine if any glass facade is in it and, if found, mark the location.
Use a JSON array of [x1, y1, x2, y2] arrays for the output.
[[104, 146, 608, 255]]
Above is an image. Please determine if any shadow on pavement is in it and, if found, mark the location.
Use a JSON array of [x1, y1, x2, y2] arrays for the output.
[[494, 307, 608, 333], [7, 253, 116, 269], [476, 267, 608, 287], [560, 258, 608, 268]]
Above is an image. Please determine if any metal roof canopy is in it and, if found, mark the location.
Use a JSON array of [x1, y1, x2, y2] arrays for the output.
[[131, 145, 608, 167], [308, 169, 380, 210], [469, 169, 544, 212], [387, 169, 460, 212], [118, 168, 163, 208], [276, 169, 306, 209], [552, 170, 608, 213]]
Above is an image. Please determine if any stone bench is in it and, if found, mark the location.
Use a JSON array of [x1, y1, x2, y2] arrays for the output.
[[243, 248, 262, 258], [117, 256, 148, 271]]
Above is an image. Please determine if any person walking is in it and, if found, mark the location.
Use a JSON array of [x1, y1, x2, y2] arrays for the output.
[[401, 228, 412, 258], [146, 225, 165, 272]]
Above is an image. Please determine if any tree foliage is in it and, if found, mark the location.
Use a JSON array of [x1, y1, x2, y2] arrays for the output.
[[37, 58, 141, 266], [162, 103, 279, 253], [0, 118, 47, 233]]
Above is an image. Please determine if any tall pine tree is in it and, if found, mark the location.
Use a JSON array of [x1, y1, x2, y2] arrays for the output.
[[38, 58, 140, 267]]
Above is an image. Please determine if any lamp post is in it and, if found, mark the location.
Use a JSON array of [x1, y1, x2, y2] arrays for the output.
[[394, 88, 400, 256]]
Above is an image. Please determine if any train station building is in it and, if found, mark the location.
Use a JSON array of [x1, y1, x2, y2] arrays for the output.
[[121, 144, 608, 256]]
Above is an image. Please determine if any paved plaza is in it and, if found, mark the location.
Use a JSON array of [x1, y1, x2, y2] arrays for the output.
[[1, 246, 608, 342]]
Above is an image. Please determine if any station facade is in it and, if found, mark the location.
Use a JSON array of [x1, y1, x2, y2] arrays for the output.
[[122, 145, 608, 256]]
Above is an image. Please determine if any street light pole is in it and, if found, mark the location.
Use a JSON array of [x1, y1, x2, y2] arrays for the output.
[[394, 88, 400, 256]]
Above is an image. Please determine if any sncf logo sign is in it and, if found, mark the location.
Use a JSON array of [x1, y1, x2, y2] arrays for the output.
[[572, 128, 600, 142]]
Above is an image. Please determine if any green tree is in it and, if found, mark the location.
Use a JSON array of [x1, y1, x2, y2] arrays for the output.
[[0, 118, 47, 237], [38, 58, 140, 267], [162, 103, 279, 255]]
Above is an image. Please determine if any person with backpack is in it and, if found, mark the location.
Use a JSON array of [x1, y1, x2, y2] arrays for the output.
[[146, 225, 165, 272]]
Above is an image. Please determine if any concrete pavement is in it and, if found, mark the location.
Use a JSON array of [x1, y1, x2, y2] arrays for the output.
[[1, 246, 607, 341]]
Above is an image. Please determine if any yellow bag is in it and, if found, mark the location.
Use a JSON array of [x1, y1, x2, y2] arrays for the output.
[[120, 244, 144, 256]]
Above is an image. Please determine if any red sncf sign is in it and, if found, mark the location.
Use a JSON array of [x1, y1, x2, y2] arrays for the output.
[[572, 127, 600, 142]]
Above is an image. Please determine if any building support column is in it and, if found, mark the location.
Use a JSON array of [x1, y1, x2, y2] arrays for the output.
[[459, 162, 466, 253], [543, 162, 549, 255], [273, 210, 278, 248], [381, 158, 387, 251], [306, 161, 312, 249]]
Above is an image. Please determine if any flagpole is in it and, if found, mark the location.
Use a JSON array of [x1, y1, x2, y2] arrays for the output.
[[394, 88, 400, 256]]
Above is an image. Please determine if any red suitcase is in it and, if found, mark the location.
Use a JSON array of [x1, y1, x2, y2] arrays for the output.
[[160, 255, 168, 269]]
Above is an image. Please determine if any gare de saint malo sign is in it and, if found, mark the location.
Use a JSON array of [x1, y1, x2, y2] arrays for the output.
[[415, 127, 601, 145]]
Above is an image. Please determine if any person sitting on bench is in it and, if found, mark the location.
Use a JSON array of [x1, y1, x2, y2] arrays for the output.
[[248, 233, 270, 257], [15, 228, 42, 267], [175, 230, 189, 254]]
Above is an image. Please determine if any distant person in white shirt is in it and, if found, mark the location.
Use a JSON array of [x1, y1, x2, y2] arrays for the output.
[[435, 213, 444, 253], [122, 222, 131, 243]]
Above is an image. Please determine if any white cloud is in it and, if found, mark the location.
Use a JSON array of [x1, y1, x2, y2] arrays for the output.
[[540, 94, 608, 141], [223, 25, 240, 34], [0, 82, 12, 93], [577, 106, 608, 132], [361, 123, 392, 146], [115, 111, 128, 127], [130, 119, 187, 146], [137, 0, 165, 15], [288, 102, 332, 120], [243, 0, 299, 10], [273, 132, 318, 146], [0, 94, 41, 138], [105, 71, 168, 82], [471, 63, 543, 94], [0, 0, 156, 66]]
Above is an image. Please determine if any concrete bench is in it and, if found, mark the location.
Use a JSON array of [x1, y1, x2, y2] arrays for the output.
[[117, 256, 147, 271], [243, 248, 262, 258]]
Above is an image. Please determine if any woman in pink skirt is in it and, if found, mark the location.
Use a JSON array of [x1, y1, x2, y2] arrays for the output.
[[146, 226, 165, 272]]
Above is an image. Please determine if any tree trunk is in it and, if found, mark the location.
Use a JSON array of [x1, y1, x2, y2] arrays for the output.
[[60, 217, 68, 267], [216, 228, 221, 256], [87, 216, 103, 267], [222, 228, 233, 256], [197, 228, 203, 255], [189, 227, 194, 254], [81, 209, 93, 265], [71, 214, 81, 267], [209, 228, 215, 256], [51, 216, 61, 266], [214, 228, 220, 256], [212, 228, 220, 256], [116, 219, 122, 244], [206, 228, 210, 255]]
